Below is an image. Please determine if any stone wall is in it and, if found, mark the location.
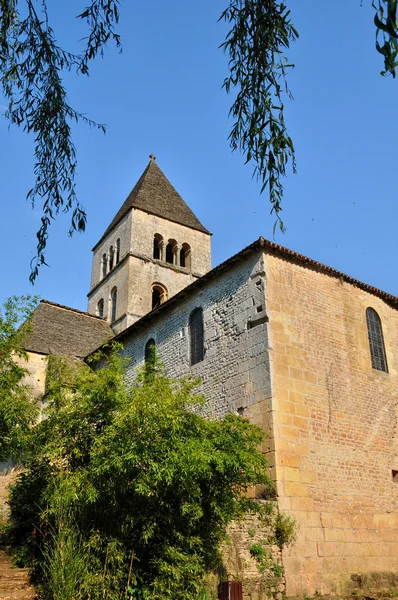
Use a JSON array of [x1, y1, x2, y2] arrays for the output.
[[122, 250, 271, 420], [130, 209, 211, 277], [88, 209, 212, 333], [266, 251, 398, 596], [223, 507, 285, 600]]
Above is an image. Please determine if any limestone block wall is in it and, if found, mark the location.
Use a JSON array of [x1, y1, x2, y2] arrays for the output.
[[90, 211, 132, 292], [122, 249, 271, 425], [88, 257, 131, 332], [88, 209, 211, 331], [130, 209, 211, 276], [123, 256, 199, 329], [223, 508, 285, 600], [23, 352, 47, 399], [265, 251, 398, 596]]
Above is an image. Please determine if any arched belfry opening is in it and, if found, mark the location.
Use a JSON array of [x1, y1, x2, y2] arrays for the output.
[[152, 284, 167, 310], [165, 239, 177, 265], [88, 155, 211, 330], [180, 243, 191, 269], [153, 234, 163, 260]]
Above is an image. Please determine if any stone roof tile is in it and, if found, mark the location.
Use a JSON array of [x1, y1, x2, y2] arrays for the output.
[[24, 300, 113, 359], [95, 157, 210, 249]]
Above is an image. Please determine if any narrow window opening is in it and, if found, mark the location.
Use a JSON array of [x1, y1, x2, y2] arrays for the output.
[[111, 287, 117, 322], [189, 307, 204, 366], [392, 470, 398, 483], [166, 239, 177, 265], [116, 239, 120, 264], [180, 243, 191, 269], [153, 234, 163, 260], [102, 254, 107, 279], [366, 307, 388, 372], [165, 243, 174, 264], [145, 338, 156, 363], [97, 299, 104, 318], [152, 284, 167, 310], [109, 246, 114, 270]]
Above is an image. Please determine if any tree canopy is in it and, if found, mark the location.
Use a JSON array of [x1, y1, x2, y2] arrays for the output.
[[0, 295, 39, 462], [1, 1, 396, 279], [5, 351, 282, 599]]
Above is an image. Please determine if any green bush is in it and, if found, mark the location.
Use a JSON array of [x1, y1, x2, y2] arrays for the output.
[[7, 349, 273, 600]]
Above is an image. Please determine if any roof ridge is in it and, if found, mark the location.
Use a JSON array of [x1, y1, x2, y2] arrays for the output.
[[86, 235, 398, 358], [41, 299, 107, 320]]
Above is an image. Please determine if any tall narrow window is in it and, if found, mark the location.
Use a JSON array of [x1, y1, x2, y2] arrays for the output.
[[166, 239, 177, 264], [180, 243, 191, 269], [366, 308, 388, 372], [152, 284, 167, 310], [102, 254, 107, 279], [116, 239, 120, 264], [153, 234, 163, 260], [109, 246, 114, 270], [144, 338, 156, 378], [111, 287, 117, 322], [97, 298, 104, 318], [145, 338, 156, 363], [189, 308, 204, 366]]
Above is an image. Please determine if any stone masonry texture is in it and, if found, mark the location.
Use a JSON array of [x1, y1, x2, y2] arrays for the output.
[[88, 208, 211, 333], [265, 251, 398, 597]]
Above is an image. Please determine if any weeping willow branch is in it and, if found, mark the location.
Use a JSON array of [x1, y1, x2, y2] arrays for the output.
[[373, 0, 398, 77], [0, 0, 120, 282], [220, 0, 298, 234]]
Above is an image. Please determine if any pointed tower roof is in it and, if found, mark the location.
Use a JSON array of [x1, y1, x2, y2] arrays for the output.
[[95, 156, 210, 248]]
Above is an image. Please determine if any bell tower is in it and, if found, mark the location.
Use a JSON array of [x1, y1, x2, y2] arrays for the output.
[[87, 155, 212, 334]]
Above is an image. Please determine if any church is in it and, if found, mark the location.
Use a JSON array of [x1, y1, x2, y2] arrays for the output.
[[21, 156, 398, 597]]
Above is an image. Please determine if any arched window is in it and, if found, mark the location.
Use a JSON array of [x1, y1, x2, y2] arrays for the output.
[[152, 284, 167, 310], [109, 246, 114, 270], [97, 298, 104, 318], [180, 243, 191, 269], [116, 238, 120, 264], [366, 308, 388, 372], [111, 287, 117, 322], [153, 234, 163, 260], [165, 239, 177, 265], [102, 253, 107, 279], [189, 308, 204, 366], [145, 338, 156, 363]]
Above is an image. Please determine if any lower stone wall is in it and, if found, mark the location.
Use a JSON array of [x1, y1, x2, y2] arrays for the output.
[[0, 467, 18, 523], [222, 508, 285, 600], [282, 509, 398, 597]]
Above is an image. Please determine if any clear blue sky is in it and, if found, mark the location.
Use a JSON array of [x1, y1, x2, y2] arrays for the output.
[[1, 0, 397, 311]]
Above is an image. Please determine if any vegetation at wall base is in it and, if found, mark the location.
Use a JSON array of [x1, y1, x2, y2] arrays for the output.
[[4, 348, 291, 599], [0, 295, 39, 463]]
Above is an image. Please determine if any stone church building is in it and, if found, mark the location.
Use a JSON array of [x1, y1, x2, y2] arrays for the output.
[[19, 156, 398, 597]]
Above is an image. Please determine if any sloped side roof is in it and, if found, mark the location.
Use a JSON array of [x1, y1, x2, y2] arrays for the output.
[[94, 159, 210, 249], [24, 300, 113, 359]]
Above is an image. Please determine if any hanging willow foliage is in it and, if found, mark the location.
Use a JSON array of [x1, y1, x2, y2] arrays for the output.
[[220, 0, 298, 234], [0, 0, 121, 282], [0, 1, 397, 279], [373, 0, 398, 77]]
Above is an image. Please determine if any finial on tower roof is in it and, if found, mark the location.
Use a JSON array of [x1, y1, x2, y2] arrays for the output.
[[149, 153, 156, 162]]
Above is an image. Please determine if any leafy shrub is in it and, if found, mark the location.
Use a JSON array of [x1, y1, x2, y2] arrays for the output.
[[274, 511, 297, 548], [7, 349, 273, 600]]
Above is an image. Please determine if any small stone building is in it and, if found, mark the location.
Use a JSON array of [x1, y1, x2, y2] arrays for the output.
[[17, 156, 398, 597]]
